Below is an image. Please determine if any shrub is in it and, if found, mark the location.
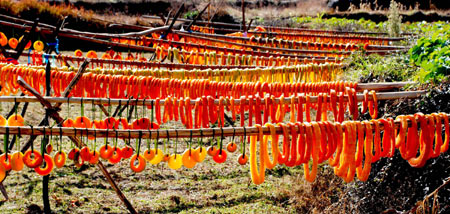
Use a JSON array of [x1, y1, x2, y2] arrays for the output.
[[409, 23, 450, 82]]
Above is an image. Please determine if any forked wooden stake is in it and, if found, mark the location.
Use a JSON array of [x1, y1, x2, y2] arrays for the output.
[[16, 67, 138, 214]]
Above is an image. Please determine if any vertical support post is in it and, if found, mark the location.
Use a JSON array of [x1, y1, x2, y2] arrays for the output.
[[161, 3, 185, 39], [164, 10, 172, 25], [42, 61, 52, 214], [247, 19, 254, 32], [13, 18, 39, 60], [242, 0, 246, 33]]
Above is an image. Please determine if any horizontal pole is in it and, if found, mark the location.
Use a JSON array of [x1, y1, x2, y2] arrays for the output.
[[0, 14, 175, 38], [0, 91, 425, 106], [0, 113, 446, 139], [6, 50, 257, 70], [357, 82, 413, 91]]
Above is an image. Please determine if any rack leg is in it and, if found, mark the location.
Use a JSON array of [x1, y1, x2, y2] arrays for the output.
[[0, 183, 8, 201], [43, 175, 51, 214]]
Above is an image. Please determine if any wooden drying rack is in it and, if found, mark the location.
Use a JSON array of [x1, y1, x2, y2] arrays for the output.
[[183, 25, 408, 50], [178, 28, 405, 42]]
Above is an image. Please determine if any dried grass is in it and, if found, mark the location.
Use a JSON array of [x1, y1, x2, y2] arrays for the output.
[[278, 165, 358, 213], [0, 0, 94, 20]]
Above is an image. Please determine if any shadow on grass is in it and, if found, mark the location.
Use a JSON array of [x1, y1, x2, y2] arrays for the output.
[[142, 191, 267, 213]]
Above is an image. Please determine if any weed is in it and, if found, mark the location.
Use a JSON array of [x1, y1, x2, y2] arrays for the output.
[[343, 53, 418, 83], [387, 0, 402, 37]]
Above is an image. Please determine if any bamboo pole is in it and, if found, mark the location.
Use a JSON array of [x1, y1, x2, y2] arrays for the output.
[[5, 61, 344, 79], [0, 90, 425, 106], [162, 3, 184, 38], [0, 113, 447, 139]]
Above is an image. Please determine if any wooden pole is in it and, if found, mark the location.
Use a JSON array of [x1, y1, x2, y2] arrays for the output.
[[0, 90, 425, 106], [44, 16, 67, 54], [241, 0, 246, 33], [6, 60, 346, 79], [0, 113, 447, 139], [17, 72, 138, 214], [162, 3, 184, 39], [13, 18, 39, 60], [6, 49, 259, 70], [247, 19, 254, 33], [164, 10, 172, 26], [42, 61, 52, 214]]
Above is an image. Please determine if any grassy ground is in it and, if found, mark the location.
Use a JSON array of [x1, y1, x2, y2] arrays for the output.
[[0, 100, 341, 213]]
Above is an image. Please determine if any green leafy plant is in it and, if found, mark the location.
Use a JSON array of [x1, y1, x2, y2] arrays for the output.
[[291, 16, 383, 32], [409, 24, 450, 82], [184, 11, 199, 19]]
